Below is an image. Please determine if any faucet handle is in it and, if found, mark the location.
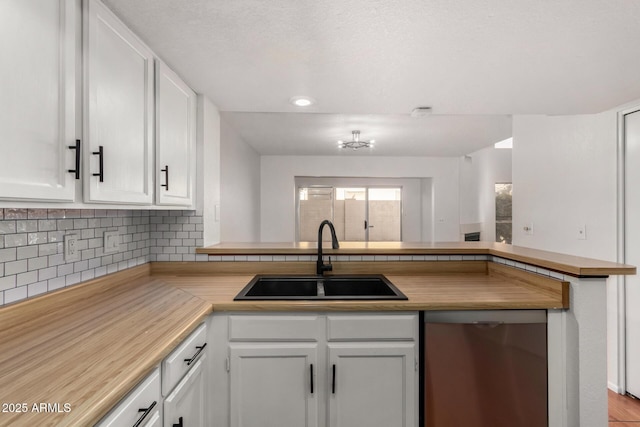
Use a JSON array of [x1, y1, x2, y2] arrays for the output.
[[325, 256, 333, 272]]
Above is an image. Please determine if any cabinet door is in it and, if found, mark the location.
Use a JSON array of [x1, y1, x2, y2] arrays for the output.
[[229, 343, 318, 427], [96, 368, 161, 427], [327, 343, 416, 427], [0, 0, 77, 201], [83, 0, 154, 204], [164, 356, 206, 427], [156, 60, 196, 207]]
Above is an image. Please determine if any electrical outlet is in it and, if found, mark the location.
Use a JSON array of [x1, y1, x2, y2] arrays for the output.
[[103, 231, 120, 254], [523, 223, 534, 235], [64, 234, 80, 262], [577, 224, 587, 240]]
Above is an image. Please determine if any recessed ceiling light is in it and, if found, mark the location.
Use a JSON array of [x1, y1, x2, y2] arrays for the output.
[[290, 96, 315, 107]]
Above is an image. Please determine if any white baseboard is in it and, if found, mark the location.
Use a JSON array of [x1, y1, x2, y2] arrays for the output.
[[608, 381, 622, 394]]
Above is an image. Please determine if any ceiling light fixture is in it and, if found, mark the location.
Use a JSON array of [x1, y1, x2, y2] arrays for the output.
[[338, 130, 375, 150], [289, 96, 315, 107], [410, 106, 432, 118]]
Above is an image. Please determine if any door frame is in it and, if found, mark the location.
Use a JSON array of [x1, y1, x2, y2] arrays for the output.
[[616, 105, 640, 394]]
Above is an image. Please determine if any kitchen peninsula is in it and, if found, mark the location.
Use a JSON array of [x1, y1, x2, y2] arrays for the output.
[[0, 242, 634, 426]]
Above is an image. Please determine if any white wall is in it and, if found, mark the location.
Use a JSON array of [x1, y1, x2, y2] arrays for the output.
[[196, 95, 221, 246], [260, 156, 460, 242], [511, 112, 620, 389], [459, 146, 512, 242], [220, 118, 261, 242]]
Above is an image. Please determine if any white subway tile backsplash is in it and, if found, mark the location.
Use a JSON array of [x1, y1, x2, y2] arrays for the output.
[[5, 209, 27, 220], [0, 248, 17, 263], [27, 209, 47, 219], [48, 276, 66, 291], [17, 245, 38, 260], [17, 271, 38, 286], [38, 266, 57, 281], [5, 260, 27, 275], [5, 286, 27, 304], [27, 281, 47, 297], [66, 272, 82, 286], [5, 234, 28, 248], [28, 232, 48, 245], [48, 254, 64, 267], [0, 208, 199, 305], [0, 275, 16, 291], [16, 220, 38, 233]]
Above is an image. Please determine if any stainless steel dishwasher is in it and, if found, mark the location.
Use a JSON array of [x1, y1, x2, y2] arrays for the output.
[[423, 310, 547, 427]]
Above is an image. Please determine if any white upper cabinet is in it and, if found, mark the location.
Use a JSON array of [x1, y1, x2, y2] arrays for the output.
[[83, 0, 154, 204], [155, 60, 196, 207], [0, 0, 77, 201]]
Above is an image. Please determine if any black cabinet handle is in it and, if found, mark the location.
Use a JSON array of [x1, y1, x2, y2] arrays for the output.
[[92, 145, 104, 182], [332, 364, 336, 394], [133, 401, 156, 427], [364, 220, 367, 230], [184, 343, 207, 366], [172, 416, 183, 427], [310, 364, 314, 394], [68, 139, 80, 179], [161, 165, 169, 190]]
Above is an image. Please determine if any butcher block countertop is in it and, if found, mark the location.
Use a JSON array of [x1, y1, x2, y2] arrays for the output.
[[0, 265, 211, 427], [0, 258, 594, 426], [196, 241, 636, 277]]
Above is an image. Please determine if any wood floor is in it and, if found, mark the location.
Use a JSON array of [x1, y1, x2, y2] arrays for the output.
[[610, 390, 640, 425]]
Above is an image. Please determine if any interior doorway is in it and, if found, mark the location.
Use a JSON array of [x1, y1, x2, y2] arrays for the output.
[[622, 107, 640, 398]]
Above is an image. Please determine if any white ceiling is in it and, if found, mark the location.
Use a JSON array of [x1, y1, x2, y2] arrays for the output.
[[103, 0, 640, 156]]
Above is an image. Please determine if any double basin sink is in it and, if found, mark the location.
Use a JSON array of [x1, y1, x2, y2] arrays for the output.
[[234, 274, 407, 301]]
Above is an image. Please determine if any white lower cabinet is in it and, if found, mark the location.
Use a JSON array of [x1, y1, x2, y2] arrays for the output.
[[229, 344, 318, 427], [328, 343, 416, 427], [96, 324, 208, 427], [162, 323, 208, 427], [164, 356, 206, 427], [95, 368, 161, 427], [210, 312, 418, 427]]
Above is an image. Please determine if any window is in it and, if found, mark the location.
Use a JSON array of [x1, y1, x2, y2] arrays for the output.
[[495, 183, 512, 244]]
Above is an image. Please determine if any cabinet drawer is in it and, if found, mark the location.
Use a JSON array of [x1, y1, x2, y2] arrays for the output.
[[96, 368, 160, 427], [229, 314, 320, 341], [162, 323, 207, 396], [327, 313, 418, 341]]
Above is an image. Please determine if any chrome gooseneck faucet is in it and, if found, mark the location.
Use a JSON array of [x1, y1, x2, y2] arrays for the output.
[[317, 220, 340, 275]]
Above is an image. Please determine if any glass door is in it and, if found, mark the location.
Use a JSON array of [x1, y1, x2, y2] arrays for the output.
[[367, 188, 402, 241], [298, 186, 402, 242]]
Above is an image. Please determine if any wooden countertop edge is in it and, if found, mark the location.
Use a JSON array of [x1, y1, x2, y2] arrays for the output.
[[195, 243, 636, 277]]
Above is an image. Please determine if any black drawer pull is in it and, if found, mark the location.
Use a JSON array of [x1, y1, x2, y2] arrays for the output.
[[68, 139, 80, 179], [310, 363, 314, 394], [133, 401, 156, 427], [161, 165, 169, 190], [332, 364, 336, 394], [92, 145, 104, 182], [172, 416, 184, 427], [184, 343, 207, 366]]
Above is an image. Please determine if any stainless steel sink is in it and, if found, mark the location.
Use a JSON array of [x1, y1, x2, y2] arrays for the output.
[[234, 274, 407, 300]]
